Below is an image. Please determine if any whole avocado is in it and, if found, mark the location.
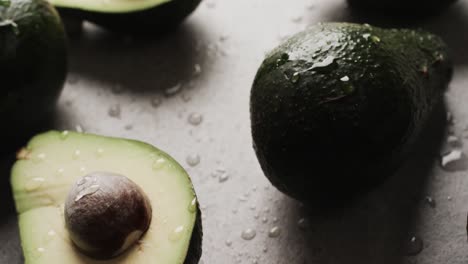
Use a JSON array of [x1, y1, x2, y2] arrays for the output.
[[347, 0, 458, 16], [0, 0, 67, 151], [250, 23, 452, 207], [49, 0, 202, 34]]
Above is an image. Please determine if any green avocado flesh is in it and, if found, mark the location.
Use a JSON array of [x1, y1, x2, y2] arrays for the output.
[[0, 0, 66, 149], [49, 0, 171, 13], [250, 23, 452, 206], [11, 131, 202, 263]]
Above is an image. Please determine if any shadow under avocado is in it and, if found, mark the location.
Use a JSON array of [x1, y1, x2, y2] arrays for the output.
[[276, 101, 448, 264], [67, 21, 209, 95], [319, 1, 468, 65]]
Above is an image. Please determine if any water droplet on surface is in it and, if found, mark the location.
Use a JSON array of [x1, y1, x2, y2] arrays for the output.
[[225, 240, 232, 247], [79, 167, 86, 173], [96, 148, 104, 157], [193, 64, 202, 76], [440, 149, 468, 171], [56, 168, 64, 176], [124, 124, 133, 130], [37, 247, 45, 253], [291, 15, 303, 23], [371, 36, 381, 43], [108, 104, 121, 119], [241, 228, 256, 240], [181, 93, 192, 102], [25, 177, 45, 191], [188, 198, 197, 213], [268, 226, 281, 238], [186, 154, 200, 167], [60, 130, 69, 140], [169, 226, 185, 242], [206, 1, 216, 8], [188, 113, 203, 126], [291, 72, 300, 83], [447, 196, 452, 201], [405, 236, 423, 256], [165, 83, 183, 96], [262, 246, 268, 253], [261, 217, 268, 223], [424, 196, 436, 208], [33, 153, 46, 163], [219, 172, 229, 183], [297, 218, 308, 229], [47, 230, 56, 236], [272, 217, 278, 223], [151, 97, 162, 108], [75, 184, 100, 202]]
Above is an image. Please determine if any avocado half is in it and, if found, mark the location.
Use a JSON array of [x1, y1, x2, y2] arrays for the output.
[[11, 131, 202, 263], [0, 0, 67, 151], [250, 23, 452, 207], [48, 0, 202, 34]]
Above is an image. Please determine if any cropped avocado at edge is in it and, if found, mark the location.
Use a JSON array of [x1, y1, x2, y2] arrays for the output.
[[49, 0, 202, 33], [250, 22, 453, 207]]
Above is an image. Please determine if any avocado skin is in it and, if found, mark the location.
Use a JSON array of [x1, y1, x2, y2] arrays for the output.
[[250, 23, 452, 207], [56, 0, 201, 34], [347, 0, 457, 16], [185, 205, 202, 264], [0, 0, 66, 149]]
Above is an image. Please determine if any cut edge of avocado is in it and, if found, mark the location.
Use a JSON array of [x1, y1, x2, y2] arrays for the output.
[[11, 131, 203, 264], [48, 0, 172, 13]]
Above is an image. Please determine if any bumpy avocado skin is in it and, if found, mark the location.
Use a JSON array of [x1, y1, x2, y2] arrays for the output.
[[0, 0, 66, 150], [250, 23, 452, 206], [347, 0, 457, 16], [57, 0, 202, 34]]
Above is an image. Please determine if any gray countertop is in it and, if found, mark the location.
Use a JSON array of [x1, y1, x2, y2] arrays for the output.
[[2, 0, 468, 263]]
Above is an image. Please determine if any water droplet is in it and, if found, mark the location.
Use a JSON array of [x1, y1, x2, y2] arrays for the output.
[[188, 113, 203, 126], [447, 196, 453, 201], [261, 217, 268, 223], [250, 205, 256, 210], [79, 167, 86, 173], [181, 93, 192, 102], [33, 153, 46, 163], [225, 240, 232, 247], [96, 148, 104, 157], [152, 158, 166, 170], [75, 184, 100, 202], [424, 196, 436, 208], [241, 228, 256, 240], [72, 150, 81, 160], [37, 247, 45, 253], [168, 226, 185, 242], [340, 76, 350, 82], [297, 218, 308, 229], [291, 72, 300, 83], [405, 236, 423, 256], [25, 177, 45, 192], [268, 226, 281, 238], [60, 130, 69, 140], [440, 149, 468, 171], [291, 16, 303, 23], [371, 36, 380, 43], [206, 1, 216, 8], [189, 197, 197, 213], [193, 64, 202, 76], [56, 168, 65, 176], [125, 124, 133, 130], [262, 246, 268, 253], [151, 97, 162, 108], [108, 104, 121, 119], [186, 154, 200, 167], [165, 83, 183, 96], [309, 55, 335, 71], [272, 217, 278, 223], [48, 230, 56, 236]]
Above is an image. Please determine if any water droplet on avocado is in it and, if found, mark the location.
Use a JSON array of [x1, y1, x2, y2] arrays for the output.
[[276, 53, 289, 67], [440, 149, 468, 171], [188, 198, 197, 213], [33, 153, 46, 163], [74, 184, 100, 202], [186, 154, 200, 167], [340, 76, 350, 82], [268, 226, 281, 238], [152, 158, 166, 170], [424, 196, 436, 208], [47, 230, 56, 236], [405, 236, 423, 256], [188, 113, 203, 126], [25, 177, 45, 191], [37, 247, 45, 253], [96, 148, 104, 157], [371, 36, 381, 43], [309, 55, 335, 71], [297, 218, 308, 229], [291, 72, 300, 83], [168, 226, 185, 242], [72, 150, 81, 160], [60, 130, 69, 140], [241, 228, 256, 240]]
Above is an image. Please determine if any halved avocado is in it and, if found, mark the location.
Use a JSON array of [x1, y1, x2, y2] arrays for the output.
[[11, 131, 202, 263], [48, 0, 202, 34]]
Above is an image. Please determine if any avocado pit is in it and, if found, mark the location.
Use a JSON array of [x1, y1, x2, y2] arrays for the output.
[[64, 172, 152, 259]]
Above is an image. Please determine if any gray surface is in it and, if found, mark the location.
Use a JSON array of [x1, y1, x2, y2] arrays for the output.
[[2, 0, 468, 263]]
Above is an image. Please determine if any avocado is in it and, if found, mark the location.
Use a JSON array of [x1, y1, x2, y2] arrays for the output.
[[0, 0, 67, 151], [11, 131, 202, 263], [250, 23, 452, 206], [347, 0, 457, 16], [48, 0, 202, 34]]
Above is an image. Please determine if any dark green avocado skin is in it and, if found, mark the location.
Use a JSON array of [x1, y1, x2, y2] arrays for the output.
[[250, 23, 452, 207], [57, 0, 202, 34], [347, 0, 457, 16], [0, 0, 67, 152], [185, 205, 202, 264]]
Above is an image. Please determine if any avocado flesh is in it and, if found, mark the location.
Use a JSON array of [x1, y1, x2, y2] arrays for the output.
[[0, 0, 66, 151], [251, 23, 452, 206], [11, 131, 202, 263], [48, 0, 202, 33]]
